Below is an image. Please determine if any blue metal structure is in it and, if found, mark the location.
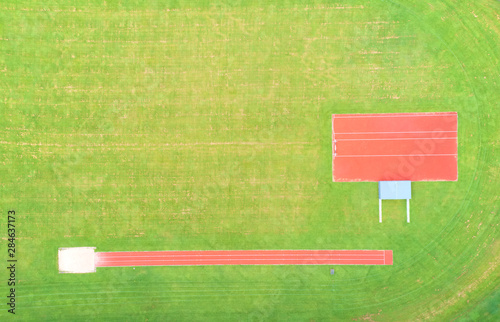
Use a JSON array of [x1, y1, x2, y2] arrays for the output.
[[378, 181, 412, 223], [379, 181, 411, 200]]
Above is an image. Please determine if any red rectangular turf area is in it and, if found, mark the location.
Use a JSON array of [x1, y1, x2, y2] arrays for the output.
[[332, 112, 458, 182]]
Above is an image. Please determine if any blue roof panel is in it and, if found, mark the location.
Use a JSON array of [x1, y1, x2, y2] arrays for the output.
[[379, 181, 412, 200]]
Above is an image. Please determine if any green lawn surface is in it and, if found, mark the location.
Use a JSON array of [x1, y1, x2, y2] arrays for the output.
[[1, 0, 499, 320]]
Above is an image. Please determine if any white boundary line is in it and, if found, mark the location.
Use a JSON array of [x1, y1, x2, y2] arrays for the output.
[[96, 249, 386, 252], [97, 254, 385, 258], [336, 137, 456, 141], [98, 258, 384, 262], [334, 114, 458, 118], [332, 115, 335, 182], [97, 263, 386, 267], [336, 154, 457, 157], [335, 130, 457, 134]]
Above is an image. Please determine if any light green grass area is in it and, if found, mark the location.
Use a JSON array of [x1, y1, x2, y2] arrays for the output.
[[1, 0, 499, 320]]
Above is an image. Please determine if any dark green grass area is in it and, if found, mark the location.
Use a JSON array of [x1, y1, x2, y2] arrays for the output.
[[1, 0, 499, 320]]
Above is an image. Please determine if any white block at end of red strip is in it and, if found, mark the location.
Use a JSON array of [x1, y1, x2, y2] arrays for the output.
[[58, 247, 96, 273]]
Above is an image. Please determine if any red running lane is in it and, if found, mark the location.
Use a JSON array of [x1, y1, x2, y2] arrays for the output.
[[95, 250, 393, 267], [332, 112, 458, 182]]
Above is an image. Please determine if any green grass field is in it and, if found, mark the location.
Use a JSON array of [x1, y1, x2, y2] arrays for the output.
[[1, 0, 499, 320]]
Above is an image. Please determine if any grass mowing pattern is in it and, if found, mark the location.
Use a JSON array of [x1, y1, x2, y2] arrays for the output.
[[1, 0, 499, 320]]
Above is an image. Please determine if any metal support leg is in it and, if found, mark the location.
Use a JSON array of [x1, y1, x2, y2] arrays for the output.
[[379, 199, 382, 223], [407, 199, 410, 223]]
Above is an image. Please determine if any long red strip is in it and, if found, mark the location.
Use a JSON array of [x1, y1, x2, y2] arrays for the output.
[[95, 250, 393, 267]]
